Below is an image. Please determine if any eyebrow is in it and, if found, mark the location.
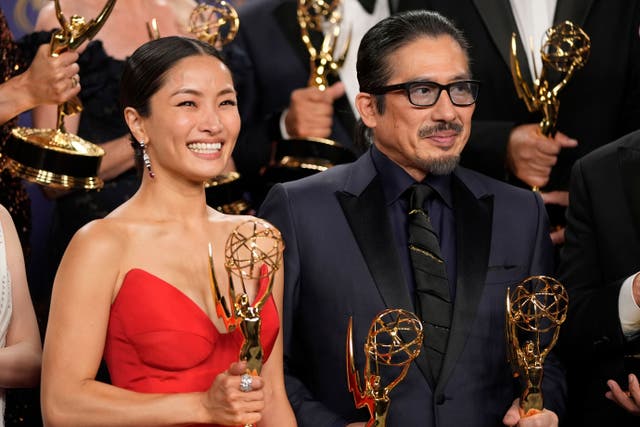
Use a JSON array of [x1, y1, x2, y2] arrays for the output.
[[408, 72, 472, 82], [170, 86, 237, 97]]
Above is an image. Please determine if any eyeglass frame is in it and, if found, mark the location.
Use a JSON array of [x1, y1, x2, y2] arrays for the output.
[[366, 79, 481, 107]]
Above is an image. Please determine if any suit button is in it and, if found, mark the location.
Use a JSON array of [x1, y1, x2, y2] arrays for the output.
[[435, 394, 446, 405]]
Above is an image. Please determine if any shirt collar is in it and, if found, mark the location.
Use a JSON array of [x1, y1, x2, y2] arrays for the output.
[[370, 145, 454, 208]]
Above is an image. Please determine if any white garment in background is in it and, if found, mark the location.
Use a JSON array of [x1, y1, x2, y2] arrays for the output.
[[0, 222, 13, 426], [509, 0, 557, 79], [339, 0, 390, 115]]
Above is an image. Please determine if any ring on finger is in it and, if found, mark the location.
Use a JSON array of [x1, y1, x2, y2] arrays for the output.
[[239, 373, 253, 393], [71, 75, 79, 88]]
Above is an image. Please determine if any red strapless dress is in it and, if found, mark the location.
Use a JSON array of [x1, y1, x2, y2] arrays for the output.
[[103, 268, 280, 426]]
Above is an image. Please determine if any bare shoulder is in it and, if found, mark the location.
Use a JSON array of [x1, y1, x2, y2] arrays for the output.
[[34, 2, 59, 31], [0, 205, 14, 231], [208, 212, 283, 260], [65, 217, 129, 264], [208, 210, 281, 236]]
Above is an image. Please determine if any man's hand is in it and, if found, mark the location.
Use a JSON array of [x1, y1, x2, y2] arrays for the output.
[[284, 81, 346, 139], [346, 423, 367, 427], [506, 124, 578, 189], [503, 399, 559, 426], [540, 190, 569, 245], [606, 374, 640, 416]]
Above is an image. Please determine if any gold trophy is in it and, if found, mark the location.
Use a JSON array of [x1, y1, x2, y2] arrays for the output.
[[510, 21, 590, 191], [188, 0, 239, 49], [5, 0, 116, 190], [184, 0, 249, 214], [506, 276, 568, 417], [264, 0, 356, 183], [208, 219, 283, 375], [346, 309, 423, 427]]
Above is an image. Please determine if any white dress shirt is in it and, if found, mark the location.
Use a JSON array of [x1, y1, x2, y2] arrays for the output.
[[509, 0, 557, 79], [619, 274, 640, 339]]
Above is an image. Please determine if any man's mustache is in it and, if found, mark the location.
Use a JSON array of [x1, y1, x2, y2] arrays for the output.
[[418, 122, 463, 138]]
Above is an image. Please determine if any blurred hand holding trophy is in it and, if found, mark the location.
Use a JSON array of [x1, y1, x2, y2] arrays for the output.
[[6, 0, 116, 190], [506, 276, 568, 417], [510, 21, 590, 191], [264, 0, 355, 182], [208, 219, 283, 375], [346, 309, 423, 426]]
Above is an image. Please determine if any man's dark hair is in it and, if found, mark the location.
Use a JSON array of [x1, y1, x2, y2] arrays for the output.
[[354, 10, 470, 148]]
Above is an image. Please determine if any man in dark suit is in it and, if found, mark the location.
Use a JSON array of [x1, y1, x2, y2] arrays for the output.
[[401, 0, 640, 243], [557, 130, 640, 426], [260, 10, 565, 426]]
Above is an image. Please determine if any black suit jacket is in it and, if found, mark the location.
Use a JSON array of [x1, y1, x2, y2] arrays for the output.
[[558, 129, 640, 427], [260, 149, 566, 426], [401, 0, 640, 191]]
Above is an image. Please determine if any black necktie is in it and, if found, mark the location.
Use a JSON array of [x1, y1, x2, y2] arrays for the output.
[[407, 183, 452, 381]]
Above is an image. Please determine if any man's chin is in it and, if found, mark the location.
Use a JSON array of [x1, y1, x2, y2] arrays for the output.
[[419, 155, 460, 175]]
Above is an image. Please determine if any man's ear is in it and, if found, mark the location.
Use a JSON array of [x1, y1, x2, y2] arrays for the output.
[[355, 92, 378, 129], [124, 107, 147, 143]]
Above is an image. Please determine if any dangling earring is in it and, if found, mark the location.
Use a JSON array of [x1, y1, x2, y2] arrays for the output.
[[139, 140, 155, 178]]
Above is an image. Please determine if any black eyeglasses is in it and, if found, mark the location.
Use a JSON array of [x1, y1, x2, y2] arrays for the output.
[[368, 80, 480, 107]]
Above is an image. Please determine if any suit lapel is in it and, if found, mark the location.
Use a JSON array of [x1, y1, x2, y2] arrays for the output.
[[553, 0, 595, 27], [472, 0, 531, 82], [619, 145, 640, 244], [436, 173, 493, 393], [336, 174, 434, 386], [337, 176, 413, 312]]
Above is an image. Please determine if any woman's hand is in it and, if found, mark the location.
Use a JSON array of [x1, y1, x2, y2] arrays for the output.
[[202, 361, 266, 425]]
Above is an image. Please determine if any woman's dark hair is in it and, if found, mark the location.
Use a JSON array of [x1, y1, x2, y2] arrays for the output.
[[353, 10, 470, 148], [119, 36, 229, 173]]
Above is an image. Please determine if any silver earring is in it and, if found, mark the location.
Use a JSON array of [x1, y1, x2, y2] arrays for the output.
[[139, 140, 155, 178]]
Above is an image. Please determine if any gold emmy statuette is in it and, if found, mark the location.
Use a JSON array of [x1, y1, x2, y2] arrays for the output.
[[5, 0, 116, 190], [208, 219, 283, 374], [506, 276, 568, 417], [346, 309, 423, 427], [264, 0, 355, 183], [188, 0, 239, 49], [208, 219, 282, 427], [510, 21, 590, 191]]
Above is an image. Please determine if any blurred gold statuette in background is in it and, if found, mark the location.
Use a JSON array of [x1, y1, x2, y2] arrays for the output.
[[263, 0, 355, 183], [510, 21, 590, 191], [6, 0, 116, 190]]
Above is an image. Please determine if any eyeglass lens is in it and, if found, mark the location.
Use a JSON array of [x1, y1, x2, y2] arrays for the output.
[[409, 81, 478, 106]]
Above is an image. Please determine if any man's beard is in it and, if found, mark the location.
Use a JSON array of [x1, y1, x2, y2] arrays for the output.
[[417, 121, 463, 175], [417, 155, 460, 175]]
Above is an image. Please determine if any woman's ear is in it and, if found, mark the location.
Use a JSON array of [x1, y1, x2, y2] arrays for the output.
[[124, 107, 147, 143], [355, 92, 378, 129]]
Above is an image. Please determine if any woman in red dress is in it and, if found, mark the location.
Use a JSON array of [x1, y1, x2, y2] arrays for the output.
[[41, 36, 296, 427]]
